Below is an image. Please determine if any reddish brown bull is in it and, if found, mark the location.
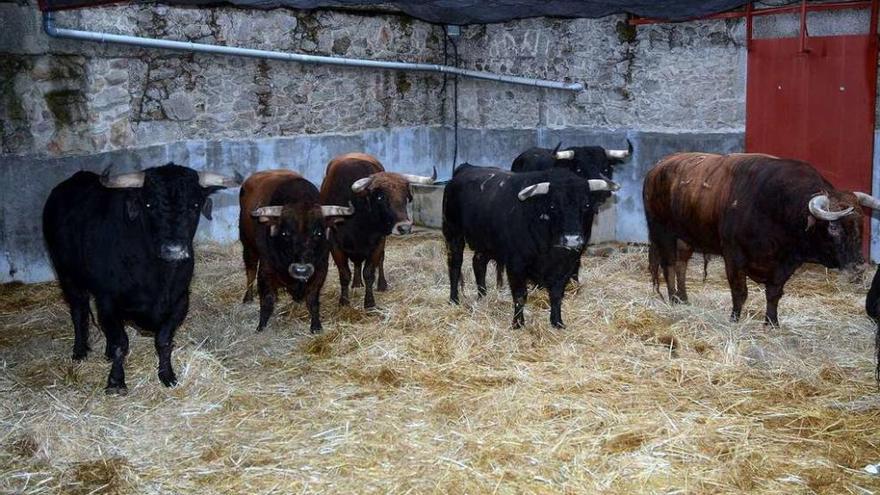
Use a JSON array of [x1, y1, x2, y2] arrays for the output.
[[239, 170, 353, 333], [644, 152, 879, 326], [319, 153, 434, 308]]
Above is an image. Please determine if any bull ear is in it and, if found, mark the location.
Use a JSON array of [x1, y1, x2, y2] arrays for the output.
[[201, 197, 214, 220], [125, 197, 140, 221]]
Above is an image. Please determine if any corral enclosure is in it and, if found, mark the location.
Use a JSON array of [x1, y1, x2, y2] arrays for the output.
[[3, 0, 880, 493]]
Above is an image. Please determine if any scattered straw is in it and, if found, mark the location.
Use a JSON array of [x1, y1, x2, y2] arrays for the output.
[[1, 230, 879, 493]]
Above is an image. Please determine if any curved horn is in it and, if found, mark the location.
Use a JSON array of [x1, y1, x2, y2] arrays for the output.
[[518, 182, 550, 201], [199, 171, 241, 188], [400, 166, 437, 185], [605, 147, 630, 159], [351, 176, 374, 193], [855, 192, 880, 210], [588, 179, 620, 192], [808, 195, 854, 221], [321, 205, 355, 216], [555, 150, 575, 160], [100, 165, 145, 188], [251, 206, 283, 218]]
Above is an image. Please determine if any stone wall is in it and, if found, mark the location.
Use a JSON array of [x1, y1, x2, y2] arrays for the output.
[[1, 1, 447, 157]]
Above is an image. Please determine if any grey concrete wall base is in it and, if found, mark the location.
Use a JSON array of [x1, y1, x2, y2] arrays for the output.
[[2, 126, 746, 283]]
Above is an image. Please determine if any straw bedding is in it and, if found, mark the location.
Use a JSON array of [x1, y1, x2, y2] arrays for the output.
[[1, 230, 879, 494]]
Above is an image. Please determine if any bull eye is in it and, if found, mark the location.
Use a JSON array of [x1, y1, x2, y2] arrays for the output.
[[192, 202, 199, 209], [145, 202, 153, 209]]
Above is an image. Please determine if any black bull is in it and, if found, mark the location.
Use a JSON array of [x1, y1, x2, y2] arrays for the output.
[[508, 143, 629, 283], [443, 164, 616, 328], [42, 163, 239, 394]]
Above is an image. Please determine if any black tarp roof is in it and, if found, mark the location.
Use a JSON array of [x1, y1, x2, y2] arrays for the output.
[[39, 0, 750, 24]]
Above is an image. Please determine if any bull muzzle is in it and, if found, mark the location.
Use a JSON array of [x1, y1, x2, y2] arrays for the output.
[[393, 221, 413, 235], [288, 263, 315, 281], [160, 244, 190, 262], [558, 235, 585, 251]]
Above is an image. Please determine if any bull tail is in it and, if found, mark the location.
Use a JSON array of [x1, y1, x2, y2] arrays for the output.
[[875, 322, 880, 387], [648, 242, 664, 301], [702, 254, 710, 283]]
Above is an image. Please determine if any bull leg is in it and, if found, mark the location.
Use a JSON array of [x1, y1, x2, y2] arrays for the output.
[[306, 288, 322, 334], [363, 247, 383, 309], [256, 271, 277, 333], [242, 244, 259, 303], [674, 241, 693, 304], [377, 241, 388, 292], [155, 295, 187, 387], [446, 235, 465, 304], [96, 300, 127, 395], [495, 261, 505, 289], [549, 281, 567, 329], [724, 259, 748, 322], [473, 252, 489, 298], [60, 279, 91, 361], [352, 260, 363, 288], [509, 272, 528, 329], [765, 263, 797, 327], [331, 248, 352, 306]]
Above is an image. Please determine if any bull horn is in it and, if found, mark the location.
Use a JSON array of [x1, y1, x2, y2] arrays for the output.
[[518, 182, 550, 201], [321, 204, 355, 216], [855, 192, 880, 210], [100, 165, 145, 188], [199, 171, 241, 188], [588, 179, 620, 192], [555, 150, 575, 160], [351, 176, 374, 193], [808, 195, 854, 221], [400, 166, 437, 185], [251, 206, 283, 218], [605, 147, 630, 159]]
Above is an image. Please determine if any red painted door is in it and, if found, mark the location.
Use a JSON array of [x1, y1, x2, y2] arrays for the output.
[[746, 33, 878, 254]]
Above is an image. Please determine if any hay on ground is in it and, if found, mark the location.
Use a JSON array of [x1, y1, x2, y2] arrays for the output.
[[1, 230, 879, 494]]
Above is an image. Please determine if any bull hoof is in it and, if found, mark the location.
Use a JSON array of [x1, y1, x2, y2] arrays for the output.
[[255, 325, 265, 333], [364, 298, 376, 309], [339, 297, 350, 307], [377, 280, 389, 292], [158, 370, 178, 388], [310, 324, 323, 334], [763, 317, 779, 328], [242, 291, 254, 304], [104, 385, 128, 396], [551, 321, 566, 329], [71, 349, 89, 361]]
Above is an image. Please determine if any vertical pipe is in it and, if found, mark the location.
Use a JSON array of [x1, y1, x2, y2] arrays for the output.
[[799, 0, 809, 52], [871, 0, 879, 44], [745, 1, 753, 51]]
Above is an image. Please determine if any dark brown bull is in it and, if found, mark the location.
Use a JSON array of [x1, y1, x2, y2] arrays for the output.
[[239, 170, 353, 333], [319, 153, 434, 308], [644, 152, 879, 326]]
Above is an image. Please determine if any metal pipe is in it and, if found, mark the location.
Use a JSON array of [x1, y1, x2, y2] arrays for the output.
[[745, 1, 753, 51], [42, 12, 583, 92], [799, 0, 809, 53], [629, 0, 871, 25]]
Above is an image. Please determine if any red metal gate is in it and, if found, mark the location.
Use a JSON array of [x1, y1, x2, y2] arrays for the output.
[[745, 1, 879, 254]]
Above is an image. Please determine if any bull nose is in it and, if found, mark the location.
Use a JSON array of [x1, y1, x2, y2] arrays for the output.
[[393, 221, 413, 235], [560, 235, 584, 251], [159, 244, 190, 262], [288, 263, 315, 281]]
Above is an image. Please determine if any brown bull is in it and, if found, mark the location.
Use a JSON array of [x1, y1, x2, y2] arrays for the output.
[[239, 169, 353, 332], [319, 153, 434, 308], [644, 152, 879, 325]]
